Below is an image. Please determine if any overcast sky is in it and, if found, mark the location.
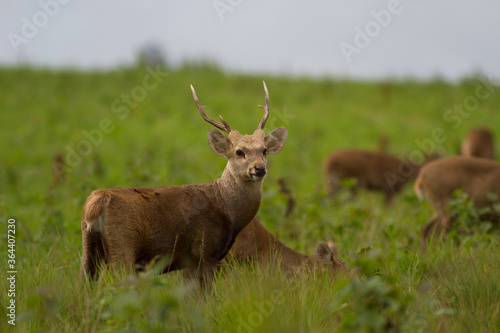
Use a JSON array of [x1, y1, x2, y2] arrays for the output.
[[1, 1, 499, 81]]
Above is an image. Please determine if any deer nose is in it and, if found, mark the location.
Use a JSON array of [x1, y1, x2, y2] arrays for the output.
[[254, 165, 267, 177]]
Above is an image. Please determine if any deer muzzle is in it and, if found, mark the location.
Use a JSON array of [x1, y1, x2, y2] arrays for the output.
[[251, 165, 267, 179]]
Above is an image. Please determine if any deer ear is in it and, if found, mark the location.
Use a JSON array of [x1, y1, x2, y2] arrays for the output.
[[314, 241, 334, 263], [207, 129, 228, 156], [265, 127, 287, 155], [316, 241, 347, 272], [326, 240, 338, 257]]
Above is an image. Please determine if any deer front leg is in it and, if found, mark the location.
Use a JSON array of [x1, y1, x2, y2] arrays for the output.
[[199, 260, 217, 291], [182, 258, 217, 291]]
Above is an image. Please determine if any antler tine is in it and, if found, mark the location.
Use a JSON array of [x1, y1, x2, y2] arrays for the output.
[[257, 81, 270, 130], [190, 84, 232, 133], [218, 115, 232, 132]]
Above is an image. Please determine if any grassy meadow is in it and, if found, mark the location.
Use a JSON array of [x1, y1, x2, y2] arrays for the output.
[[1, 64, 500, 332]]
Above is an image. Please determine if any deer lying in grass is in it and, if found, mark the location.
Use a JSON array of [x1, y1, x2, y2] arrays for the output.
[[461, 127, 495, 159], [226, 217, 346, 273], [80, 82, 288, 287], [323, 149, 434, 204], [415, 156, 500, 240]]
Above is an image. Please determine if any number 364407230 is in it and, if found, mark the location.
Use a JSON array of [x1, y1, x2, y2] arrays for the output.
[[8, 219, 16, 261]]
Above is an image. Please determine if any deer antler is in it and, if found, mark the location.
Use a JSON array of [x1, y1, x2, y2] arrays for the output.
[[191, 84, 232, 133], [257, 81, 270, 130]]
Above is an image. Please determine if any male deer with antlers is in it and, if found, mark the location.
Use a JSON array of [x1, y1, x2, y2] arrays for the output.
[[80, 82, 287, 287]]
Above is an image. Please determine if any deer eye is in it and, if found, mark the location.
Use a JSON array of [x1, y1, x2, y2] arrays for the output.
[[236, 149, 245, 157], [263, 149, 268, 156]]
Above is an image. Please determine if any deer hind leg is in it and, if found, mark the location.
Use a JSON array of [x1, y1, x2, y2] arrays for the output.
[[422, 216, 439, 241], [423, 214, 451, 241], [104, 237, 138, 278], [81, 231, 103, 281]]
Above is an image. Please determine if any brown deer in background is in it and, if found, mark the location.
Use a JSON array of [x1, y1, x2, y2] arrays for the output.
[[415, 156, 500, 240], [80, 82, 288, 287], [227, 217, 346, 273], [461, 127, 495, 160], [323, 149, 435, 204]]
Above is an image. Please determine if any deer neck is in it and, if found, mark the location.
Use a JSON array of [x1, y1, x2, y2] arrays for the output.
[[277, 243, 312, 271], [214, 167, 264, 232]]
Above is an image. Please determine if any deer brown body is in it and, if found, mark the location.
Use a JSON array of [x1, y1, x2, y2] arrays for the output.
[[80, 82, 287, 286], [461, 127, 494, 159], [227, 218, 346, 273], [415, 156, 500, 240], [324, 149, 427, 204]]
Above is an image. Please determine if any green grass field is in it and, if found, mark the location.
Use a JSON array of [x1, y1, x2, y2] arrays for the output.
[[1, 64, 500, 332]]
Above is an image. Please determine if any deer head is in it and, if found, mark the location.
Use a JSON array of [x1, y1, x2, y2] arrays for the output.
[[191, 81, 287, 182]]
